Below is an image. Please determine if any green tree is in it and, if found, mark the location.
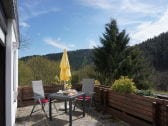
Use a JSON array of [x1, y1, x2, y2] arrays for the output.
[[117, 47, 152, 89], [93, 19, 129, 85], [19, 61, 33, 86], [71, 64, 96, 84], [93, 19, 151, 89], [26, 56, 60, 85]]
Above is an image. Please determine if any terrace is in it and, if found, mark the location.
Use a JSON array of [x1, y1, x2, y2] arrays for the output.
[[16, 85, 129, 126], [16, 102, 128, 126], [16, 85, 168, 126]]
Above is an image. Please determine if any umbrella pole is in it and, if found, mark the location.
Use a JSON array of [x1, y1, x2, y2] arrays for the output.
[[63, 81, 66, 90]]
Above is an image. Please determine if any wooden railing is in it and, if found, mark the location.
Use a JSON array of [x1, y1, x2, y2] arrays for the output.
[[94, 85, 168, 126], [18, 84, 82, 107], [17, 85, 168, 126]]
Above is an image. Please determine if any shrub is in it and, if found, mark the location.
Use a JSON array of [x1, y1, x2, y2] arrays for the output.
[[94, 80, 101, 85], [111, 76, 137, 93], [136, 90, 153, 96], [51, 75, 61, 85], [64, 83, 72, 89]]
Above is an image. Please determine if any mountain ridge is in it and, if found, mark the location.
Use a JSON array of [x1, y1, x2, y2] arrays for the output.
[[20, 49, 94, 70], [20, 32, 168, 72]]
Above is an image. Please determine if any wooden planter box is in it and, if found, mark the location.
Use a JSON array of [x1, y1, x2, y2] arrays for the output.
[[94, 86, 168, 126]]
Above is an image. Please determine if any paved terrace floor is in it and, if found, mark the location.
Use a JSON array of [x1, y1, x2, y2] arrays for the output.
[[16, 102, 129, 126]]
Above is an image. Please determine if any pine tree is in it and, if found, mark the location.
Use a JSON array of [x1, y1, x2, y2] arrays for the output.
[[93, 19, 129, 85], [93, 19, 151, 89], [117, 46, 152, 89]]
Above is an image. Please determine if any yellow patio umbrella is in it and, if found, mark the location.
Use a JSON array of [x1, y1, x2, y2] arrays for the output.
[[60, 49, 71, 82]]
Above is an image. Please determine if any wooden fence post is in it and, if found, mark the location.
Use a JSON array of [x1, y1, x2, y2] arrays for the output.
[[100, 88, 104, 106], [166, 105, 168, 126], [152, 102, 160, 126], [17, 87, 23, 107], [103, 90, 108, 113]]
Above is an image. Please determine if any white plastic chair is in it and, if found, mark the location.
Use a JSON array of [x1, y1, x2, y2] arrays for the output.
[[73, 78, 95, 111], [30, 80, 58, 116]]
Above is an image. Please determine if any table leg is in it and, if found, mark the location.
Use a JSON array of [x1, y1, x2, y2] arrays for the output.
[[49, 98, 52, 121], [83, 94, 85, 117], [65, 100, 67, 113], [69, 99, 72, 126]]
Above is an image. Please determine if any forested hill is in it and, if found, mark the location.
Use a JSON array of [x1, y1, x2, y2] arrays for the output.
[[20, 49, 94, 70], [20, 32, 168, 89], [137, 32, 168, 71], [20, 32, 168, 71]]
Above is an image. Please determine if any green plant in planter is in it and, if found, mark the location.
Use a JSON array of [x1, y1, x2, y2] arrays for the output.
[[136, 90, 153, 96], [111, 76, 137, 93]]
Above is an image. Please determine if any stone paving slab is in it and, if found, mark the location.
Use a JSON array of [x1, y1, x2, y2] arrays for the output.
[[16, 102, 129, 126]]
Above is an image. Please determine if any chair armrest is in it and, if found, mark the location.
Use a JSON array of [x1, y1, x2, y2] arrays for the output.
[[32, 95, 44, 100], [45, 93, 50, 95], [44, 93, 50, 97], [87, 92, 95, 97]]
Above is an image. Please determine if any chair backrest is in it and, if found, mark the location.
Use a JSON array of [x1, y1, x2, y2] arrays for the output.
[[32, 80, 45, 98], [82, 79, 95, 95]]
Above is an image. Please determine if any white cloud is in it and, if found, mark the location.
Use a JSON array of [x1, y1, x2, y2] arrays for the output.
[[19, 21, 30, 28], [78, 0, 162, 16], [30, 8, 59, 19], [130, 9, 168, 45], [57, 37, 61, 41], [19, 1, 60, 31], [79, 0, 112, 10], [19, 0, 60, 24], [19, 0, 168, 48], [121, 0, 162, 15], [44, 38, 75, 50], [89, 40, 98, 48], [69, 44, 75, 48], [44, 38, 68, 50]]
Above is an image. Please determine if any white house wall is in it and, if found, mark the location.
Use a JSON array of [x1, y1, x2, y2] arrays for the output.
[[6, 19, 18, 126], [0, 26, 5, 44]]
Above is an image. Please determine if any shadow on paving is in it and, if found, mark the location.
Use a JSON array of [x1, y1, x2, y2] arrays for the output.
[[16, 114, 44, 123], [16, 103, 130, 126], [32, 118, 68, 126], [16, 113, 69, 126]]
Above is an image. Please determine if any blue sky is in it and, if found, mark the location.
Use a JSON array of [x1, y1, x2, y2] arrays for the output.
[[19, 0, 168, 57]]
